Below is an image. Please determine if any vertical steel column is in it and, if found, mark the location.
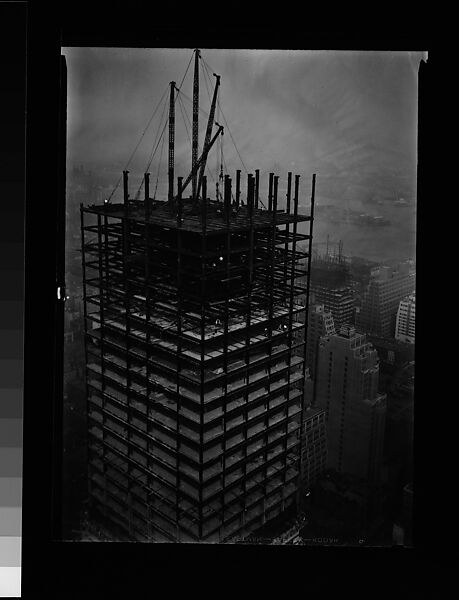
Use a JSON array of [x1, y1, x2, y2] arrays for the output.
[[224, 174, 231, 220], [291, 175, 302, 509], [268, 172, 274, 212], [80, 206, 92, 502], [299, 175, 316, 503], [122, 170, 133, 535], [175, 177, 183, 541], [255, 169, 260, 210], [247, 174, 254, 220], [266, 173, 274, 288], [284, 173, 294, 484], [301, 174, 316, 386], [284, 173, 292, 290], [103, 215, 110, 312], [143, 171, 153, 538], [201, 176, 208, 228], [192, 49, 200, 199], [235, 169, 241, 208], [168, 82, 176, 202], [96, 214, 108, 516], [103, 214, 111, 511], [145, 171, 150, 211], [198, 175, 207, 539], [221, 174, 232, 539], [285, 176, 299, 492], [264, 175, 278, 523], [241, 173, 255, 531]]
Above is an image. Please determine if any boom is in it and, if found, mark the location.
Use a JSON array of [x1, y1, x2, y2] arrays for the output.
[[191, 49, 200, 199], [196, 73, 221, 199], [181, 124, 224, 195], [168, 81, 176, 201]]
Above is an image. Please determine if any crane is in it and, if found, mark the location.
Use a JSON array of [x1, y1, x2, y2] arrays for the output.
[[168, 49, 224, 202], [196, 73, 221, 199], [180, 123, 224, 196], [191, 48, 200, 199], [168, 81, 176, 202]]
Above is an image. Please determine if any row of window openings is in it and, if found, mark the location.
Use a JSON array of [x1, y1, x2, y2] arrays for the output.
[[89, 457, 299, 508], [90, 424, 300, 470], [89, 411, 300, 450], [90, 465, 290, 515], [90, 486, 293, 541], [88, 380, 299, 421], [89, 398, 300, 438]]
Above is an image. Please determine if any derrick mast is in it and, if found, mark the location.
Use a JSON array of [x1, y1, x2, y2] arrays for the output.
[[168, 81, 176, 202], [191, 48, 200, 199]]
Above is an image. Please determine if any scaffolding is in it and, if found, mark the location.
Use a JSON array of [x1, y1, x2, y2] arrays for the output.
[[80, 168, 315, 542]]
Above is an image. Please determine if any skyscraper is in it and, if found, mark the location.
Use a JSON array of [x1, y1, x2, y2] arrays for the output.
[[315, 325, 386, 484], [356, 262, 415, 338], [395, 292, 415, 344], [311, 286, 354, 330], [80, 169, 317, 542], [309, 253, 354, 329], [300, 405, 327, 494], [306, 303, 335, 379]]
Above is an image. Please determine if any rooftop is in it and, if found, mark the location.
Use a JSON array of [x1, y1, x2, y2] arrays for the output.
[[83, 198, 311, 235]]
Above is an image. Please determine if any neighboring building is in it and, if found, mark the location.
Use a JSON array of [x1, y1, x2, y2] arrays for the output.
[[306, 304, 335, 379], [367, 335, 415, 372], [311, 287, 354, 330], [63, 306, 85, 385], [402, 482, 413, 546], [303, 368, 314, 407], [356, 262, 415, 338], [81, 168, 315, 543], [310, 253, 354, 329], [395, 293, 415, 344], [315, 325, 386, 484], [392, 481, 413, 546], [300, 405, 327, 495]]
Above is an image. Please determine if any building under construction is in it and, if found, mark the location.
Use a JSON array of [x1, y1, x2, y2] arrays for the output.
[[79, 49, 319, 542], [310, 245, 354, 329]]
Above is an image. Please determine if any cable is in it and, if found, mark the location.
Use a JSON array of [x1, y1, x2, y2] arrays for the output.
[[135, 95, 169, 199], [153, 119, 167, 200], [176, 87, 210, 120], [177, 92, 192, 145], [201, 58, 213, 105], [218, 102, 249, 174], [221, 152, 236, 202], [202, 58, 267, 207], [176, 51, 194, 93], [202, 57, 249, 175], [147, 119, 168, 174], [176, 88, 215, 186], [108, 51, 193, 203], [146, 96, 169, 168], [107, 84, 169, 202], [135, 117, 168, 199]]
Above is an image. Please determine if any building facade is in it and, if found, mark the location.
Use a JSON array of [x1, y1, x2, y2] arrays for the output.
[[395, 293, 415, 344], [306, 303, 335, 379], [315, 325, 386, 484], [310, 286, 354, 330], [356, 262, 415, 338], [309, 254, 354, 329], [300, 406, 327, 494], [81, 170, 317, 542]]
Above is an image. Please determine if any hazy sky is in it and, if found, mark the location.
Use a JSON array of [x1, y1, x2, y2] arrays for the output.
[[63, 47, 423, 260]]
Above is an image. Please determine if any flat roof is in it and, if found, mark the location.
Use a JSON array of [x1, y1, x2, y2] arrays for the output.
[[83, 198, 311, 235]]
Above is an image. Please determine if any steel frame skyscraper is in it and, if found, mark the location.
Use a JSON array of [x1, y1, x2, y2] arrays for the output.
[[80, 169, 316, 542]]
